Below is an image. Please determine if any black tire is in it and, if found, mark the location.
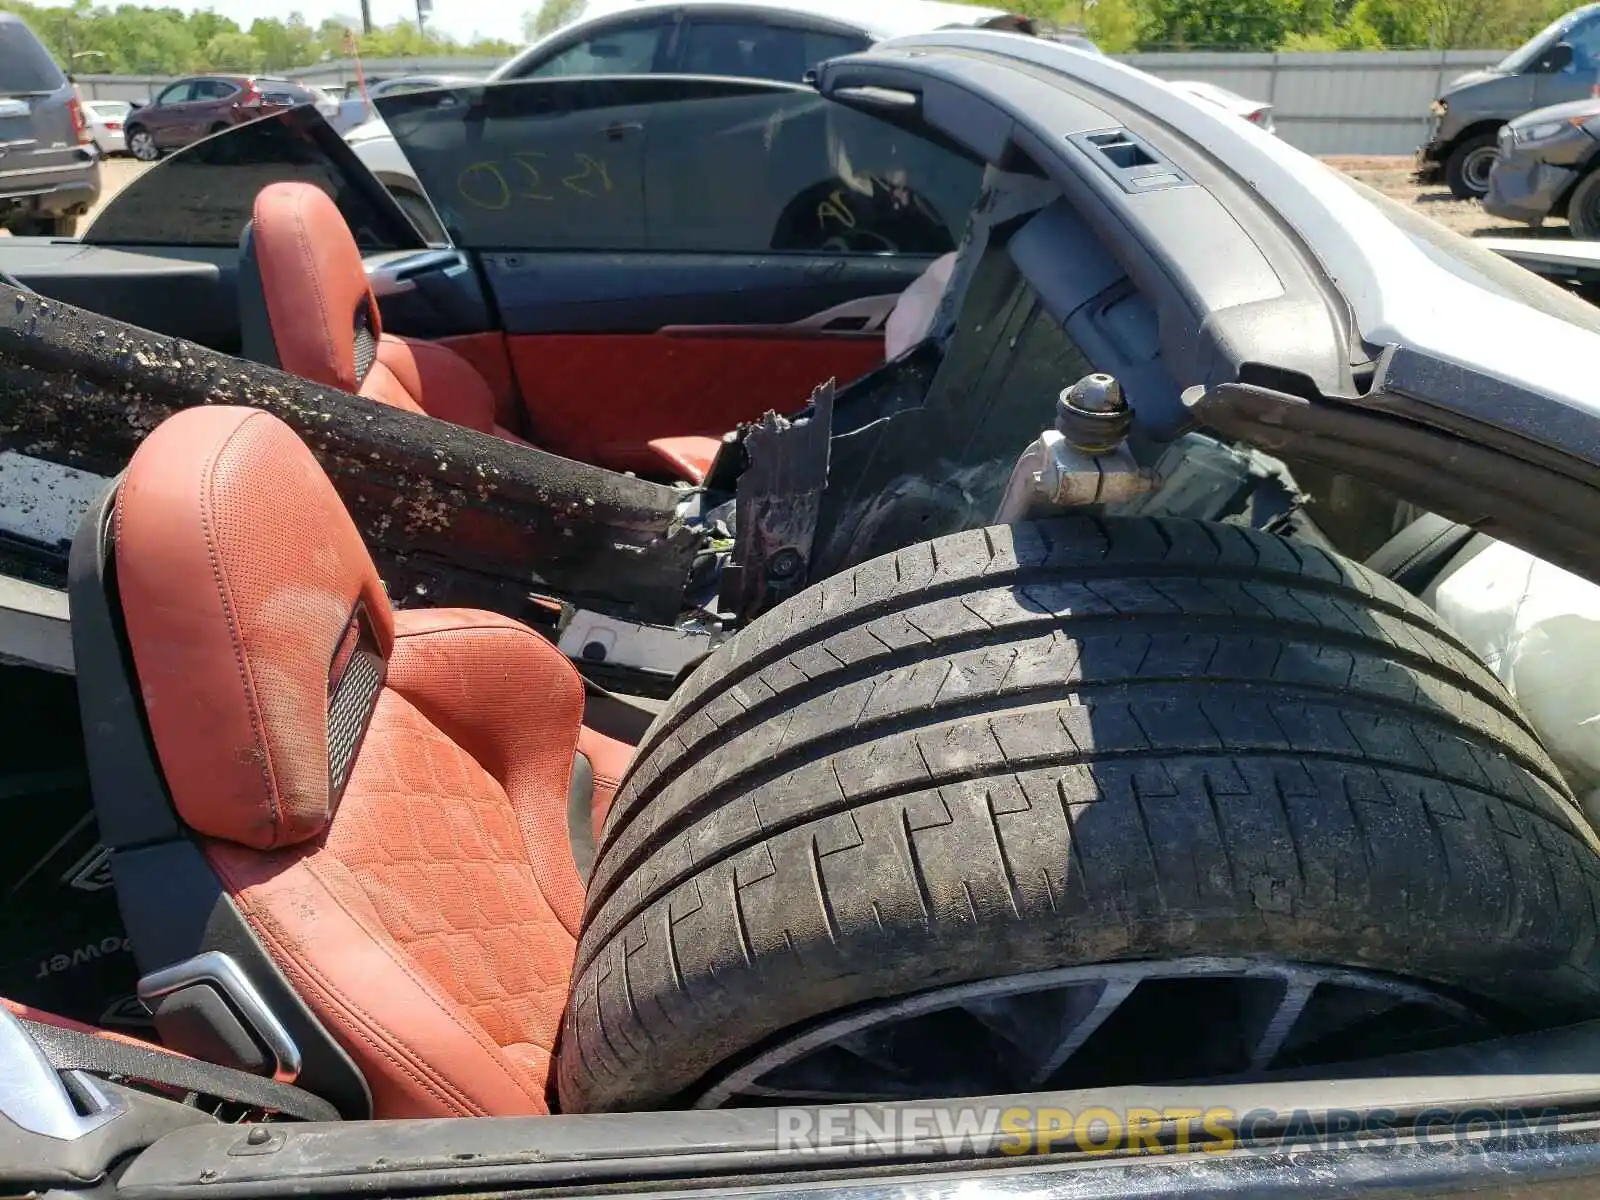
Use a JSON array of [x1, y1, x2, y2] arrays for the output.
[[6, 214, 76, 238], [559, 516, 1600, 1113], [1567, 169, 1600, 239], [126, 126, 159, 162], [1445, 131, 1499, 199]]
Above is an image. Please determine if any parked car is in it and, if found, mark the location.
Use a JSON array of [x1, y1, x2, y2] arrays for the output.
[[0, 12, 100, 237], [80, 99, 129, 155], [1418, 2, 1600, 199], [330, 73, 479, 136], [122, 76, 336, 162], [1044, 30, 1101, 52], [1482, 97, 1600, 234], [1168, 78, 1276, 132], [345, 0, 1038, 228]]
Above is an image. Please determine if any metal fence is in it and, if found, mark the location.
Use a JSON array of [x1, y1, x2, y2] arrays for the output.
[[73, 49, 1511, 157], [1124, 49, 1504, 155]]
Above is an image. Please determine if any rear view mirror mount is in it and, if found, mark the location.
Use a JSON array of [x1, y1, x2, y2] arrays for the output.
[[1538, 41, 1575, 73]]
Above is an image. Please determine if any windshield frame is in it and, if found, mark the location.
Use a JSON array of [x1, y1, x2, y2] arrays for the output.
[[1497, 12, 1576, 73]]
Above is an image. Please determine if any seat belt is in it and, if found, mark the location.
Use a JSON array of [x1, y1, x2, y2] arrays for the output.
[[22, 1019, 340, 1123]]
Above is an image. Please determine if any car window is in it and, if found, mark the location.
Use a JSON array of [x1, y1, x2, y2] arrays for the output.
[[681, 22, 868, 82], [1564, 15, 1600, 72], [83, 107, 425, 252], [803, 28, 872, 68], [1499, 14, 1569, 71], [196, 80, 239, 100], [520, 22, 670, 78], [0, 20, 65, 94], [154, 81, 195, 105], [374, 79, 439, 96], [378, 77, 983, 256]]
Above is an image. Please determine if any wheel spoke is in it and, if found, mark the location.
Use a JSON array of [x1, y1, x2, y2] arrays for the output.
[[1248, 978, 1316, 1073], [1024, 978, 1140, 1087], [694, 959, 1494, 1109]]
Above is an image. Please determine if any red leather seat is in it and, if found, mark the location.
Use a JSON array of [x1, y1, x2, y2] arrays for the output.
[[244, 182, 722, 482], [246, 182, 527, 445], [108, 404, 607, 1117]]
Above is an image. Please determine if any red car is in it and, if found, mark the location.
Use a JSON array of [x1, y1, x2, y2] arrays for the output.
[[123, 75, 325, 161]]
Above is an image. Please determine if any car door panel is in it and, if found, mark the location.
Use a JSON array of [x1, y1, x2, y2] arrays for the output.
[[485, 252, 923, 466], [142, 83, 190, 148], [509, 332, 886, 472], [377, 75, 983, 472]]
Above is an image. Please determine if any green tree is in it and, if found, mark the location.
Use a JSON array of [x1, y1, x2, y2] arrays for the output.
[[250, 15, 316, 70], [1084, 0, 1141, 52], [523, 0, 586, 41], [204, 29, 264, 70], [1350, 0, 1427, 45], [1137, 0, 1305, 50]]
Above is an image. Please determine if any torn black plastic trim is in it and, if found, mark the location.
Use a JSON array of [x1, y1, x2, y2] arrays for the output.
[[721, 380, 835, 620]]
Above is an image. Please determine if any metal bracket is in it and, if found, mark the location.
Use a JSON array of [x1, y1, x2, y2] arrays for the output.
[[995, 373, 1155, 523], [994, 431, 1153, 523], [558, 610, 720, 679], [0, 1005, 125, 1141], [137, 952, 302, 1085]]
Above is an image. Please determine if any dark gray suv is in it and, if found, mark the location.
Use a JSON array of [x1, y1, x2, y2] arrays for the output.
[[0, 13, 100, 237]]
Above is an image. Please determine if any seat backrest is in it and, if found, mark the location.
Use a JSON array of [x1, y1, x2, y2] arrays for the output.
[[116, 404, 395, 849], [241, 182, 384, 395], [86, 405, 589, 1118]]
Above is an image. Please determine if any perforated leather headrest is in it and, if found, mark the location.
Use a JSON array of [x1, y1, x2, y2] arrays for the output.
[[250, 182, 382, 392], [115, 406, 394, 850]]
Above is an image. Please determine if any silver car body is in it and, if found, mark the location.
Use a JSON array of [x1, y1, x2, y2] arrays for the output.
[[1167, 79, 1275, 133], [1483, 97, 1600, 225]]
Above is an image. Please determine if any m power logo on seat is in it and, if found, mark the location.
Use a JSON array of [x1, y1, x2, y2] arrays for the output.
[[61, 844, 112, 893]]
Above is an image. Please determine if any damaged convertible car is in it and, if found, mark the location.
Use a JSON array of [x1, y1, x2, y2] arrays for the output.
[[10, 28, 1600, 1199]]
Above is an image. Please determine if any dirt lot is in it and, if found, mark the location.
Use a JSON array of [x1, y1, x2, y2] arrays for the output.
[[1321, 154, 1558, 240], [85, 157, 150, 226], [86, 152, 1550, 240]]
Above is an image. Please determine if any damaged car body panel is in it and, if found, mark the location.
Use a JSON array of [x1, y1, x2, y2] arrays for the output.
[[15, 28, 1600, 1200], [741, 35, 1600, 588], [4, 37, 1600, 623]]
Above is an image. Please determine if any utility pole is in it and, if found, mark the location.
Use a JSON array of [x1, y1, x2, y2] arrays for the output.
[[359, 0, 372, 34], [416, 0, 431, 35]]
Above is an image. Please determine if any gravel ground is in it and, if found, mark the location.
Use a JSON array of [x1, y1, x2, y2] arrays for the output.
[[85, 152, 1554, 241], [85, 157, 151, 226], [1318, 154, 1558, 240]]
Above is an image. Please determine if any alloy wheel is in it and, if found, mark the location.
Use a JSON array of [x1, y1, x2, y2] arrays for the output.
[[694, 957, 1497, 1107]]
